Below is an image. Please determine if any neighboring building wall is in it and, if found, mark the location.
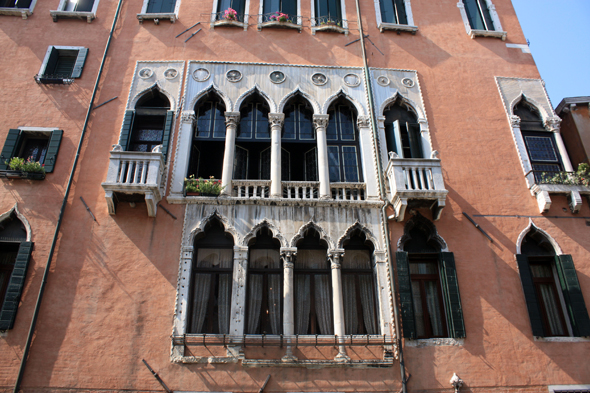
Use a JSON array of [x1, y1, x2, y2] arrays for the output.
[[557, 97, 590, 167]]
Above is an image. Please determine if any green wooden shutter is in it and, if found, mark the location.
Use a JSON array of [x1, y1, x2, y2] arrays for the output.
[[44, 130, 63, 173], [396, 251, 415, 339], [119, 110, 135, 151], [71, 48, 88, 79], [161, 110, 174, 161], [281, 0, 296, 17], [394, 0, 407, 24], [408, 123, 423, 159], [439, 252, 465, 338], [44, 47, 60, 76], [516, 254, 545, 337], [0, 129, 22, 170], [555, 255, 590, 337], [0, 242, 33, 331]]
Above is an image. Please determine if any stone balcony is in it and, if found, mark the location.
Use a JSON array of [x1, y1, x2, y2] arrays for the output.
[[101, 146, 165, 217], [385, 153, 448, 221], [526, 171, 590, 214]]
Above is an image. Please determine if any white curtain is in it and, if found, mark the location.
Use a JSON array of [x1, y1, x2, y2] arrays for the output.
[[315, 274, 333, 335], [411, 281, 425, 337], [246, 249, 281, 334], [217, 249, 233, 334], [342, 250, 377, 335], [295, 249, 332, 335], [294, 274, 311, 335], [343, 274, 358, 334]]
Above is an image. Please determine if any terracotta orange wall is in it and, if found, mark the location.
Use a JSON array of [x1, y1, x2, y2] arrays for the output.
[[1, 0, 588, 392]]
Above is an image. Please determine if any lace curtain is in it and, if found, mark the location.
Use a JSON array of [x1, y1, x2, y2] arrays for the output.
[[189, 248, 233, 334], [246, 249, 281, 334], [342, 250, 378, 335]]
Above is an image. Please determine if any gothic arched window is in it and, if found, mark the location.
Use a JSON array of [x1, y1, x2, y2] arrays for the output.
[[282, 95, 317, 182], [234, 94, 271, 180], [383, 99, 423, 158], [327, 97, 362, 183]]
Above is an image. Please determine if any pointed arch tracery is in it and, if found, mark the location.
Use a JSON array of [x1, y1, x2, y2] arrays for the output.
[[129, 83, 176, 112], [242, 219, 288, 248], [397, 212, 448, 252], [189, 210, 240, 246], [516, 220, 562, 255], [290, 221, 333, 249]]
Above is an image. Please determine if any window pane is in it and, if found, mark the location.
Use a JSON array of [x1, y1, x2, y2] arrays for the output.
[[212, 102, 226, 138], [328, 146, 341, 182], [425, 281, 445, 337], [327, 114, 338, 141], [259, 148, 271, 180], [380, 0, 396, 24], [464, 0, 486, 30], [196, 102, 213, 138], [410, 261, 438, 275], [238, 104, 254, 139], [538, 284, 566, 336], [524, 136, 559, 162], [305, 147, 318, 181], [338, 107, 355, 141], [299, 106, 315, 140], [411, 281, 426, 337], [341, 146, 359, 182], [394, 0, 407, 24], [283, 108, 297, 140], [233, 145, 248, 179], [255, 103, 270, 139]]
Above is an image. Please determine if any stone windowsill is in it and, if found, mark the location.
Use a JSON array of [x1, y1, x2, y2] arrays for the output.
[[534, 183, 590, 194], [258, 20, 302, 31], [469, 28, 507, 41], [404, 337, 464, 347], [242, 359, 394, 368], [378, 22, 418, 34], [0, 7, 31, 18], [311, 24, 348, 36], [534, 336, 590, 343], [166, 194, 383, 208], [212, 19, 248, 30], [137, 12, 176, 24], [50, 10, 95, 22]]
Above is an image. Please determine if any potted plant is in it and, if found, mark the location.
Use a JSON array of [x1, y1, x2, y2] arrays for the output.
[[185, 175, 225, 196], [269, 12, 288, 23], [224, 8, 238, 21], [4, 156, 46, 180]]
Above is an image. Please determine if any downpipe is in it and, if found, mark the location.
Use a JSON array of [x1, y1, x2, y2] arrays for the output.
[[13, 0, 125, 391], [353, 0, 407, 392]]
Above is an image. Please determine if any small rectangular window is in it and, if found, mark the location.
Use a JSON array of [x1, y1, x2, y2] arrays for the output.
[[35, 46, 88, 84], [380, 0, 407, 25], [463, 0, 494, 31], [146, 0, 176, 14], [0, 128, 63, 174], [0, 0, 32, 8]]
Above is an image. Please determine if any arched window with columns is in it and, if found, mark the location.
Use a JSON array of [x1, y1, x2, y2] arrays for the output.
[[326, 97, 362, 183], [234, 94, 271, 180], [189, 93, 226, 179], [282, 95, 317, 182], [126, 89, 173, 156], [383, 98, 423, 159]]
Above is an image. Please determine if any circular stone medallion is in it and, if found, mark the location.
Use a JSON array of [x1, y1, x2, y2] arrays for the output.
[[138, 68, 153, 79], [343, 73, 361, 87], [311, 73, 328, 86], [377, 76, 390, 86], [402, 77, 415, 87], [192, 68, 211, 82], [164, 68, 178, 79], [269, 70, 286, 84], [226, 69, 243, 83]]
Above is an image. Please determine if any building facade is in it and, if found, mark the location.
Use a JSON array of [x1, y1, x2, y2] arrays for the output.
[[0, 0, 589, 392]]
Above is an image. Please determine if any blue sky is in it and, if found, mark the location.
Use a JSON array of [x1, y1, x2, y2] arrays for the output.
[[511, 0, 590, 108]]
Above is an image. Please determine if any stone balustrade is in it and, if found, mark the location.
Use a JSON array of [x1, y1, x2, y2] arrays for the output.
[[232, 180, 271, 198], [282, 181, 320, 199], [331, 182, 366, 201]]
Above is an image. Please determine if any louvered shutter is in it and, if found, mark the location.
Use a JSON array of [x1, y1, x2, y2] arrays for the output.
[[396, 251, 416, 339], [516, 254, 545, 336], [0, 129, 22, 170], [161, 110, 174, 161], [555, 255, 590, 337], [281, 0, 296, 18], [119, 110, 135, 151], [44, 47, 60, 76], [0, 242, 33, 331], [71, 48, 88, 79], [43, 130, 63, 173], [440, 252, 465, 338]]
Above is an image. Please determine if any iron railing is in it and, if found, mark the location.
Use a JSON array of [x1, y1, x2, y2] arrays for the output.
[[173, 334, 394, 348]]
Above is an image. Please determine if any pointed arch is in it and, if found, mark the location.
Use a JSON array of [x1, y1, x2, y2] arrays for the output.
[[379, 92, 425, 120], [290, 220, 333, 249], [397, 212, 448, 252], [322, 89, 366, 116], [509, 93, 550, 121], [337, 221, 380, 251], [129, 82, 177, 112], [189, 83, 233, 113], [235, 84, 277, 113], [516, 219, 562, 255], [0, 204, 31, 242], [188, 210, 240, 246], [278, 86, 321, 114], [242, 219, 288, 248]]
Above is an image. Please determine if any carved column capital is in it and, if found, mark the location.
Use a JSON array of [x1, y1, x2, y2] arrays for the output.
[[281, 247, 297, 269], [313, 114, 329, 130], [544, 117, 562, 132], [509, 115, 521, 127], [269, 113, 285, 127], [181, 111, 196, 124], [225, 111, 241, 127], [357, 116, 370, 128], [328, 249, 345, 269]]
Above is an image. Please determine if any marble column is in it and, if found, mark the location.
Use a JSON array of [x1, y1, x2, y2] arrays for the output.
[[221, 112, 240, 196], [545, 117, 574, 172], [329, 249, 349, 361], [269, 113, 285, 198], [313, 114, 331, 199], [281, 247, 297, 361], [227, 245, 248, 358]]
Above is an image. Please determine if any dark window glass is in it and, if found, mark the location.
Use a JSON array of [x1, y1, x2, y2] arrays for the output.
[[0, 244, 19, 309], [20, 137, 48, 164], [0, 0, 32, 9], [530, 259, 568, 337], [315, 0, 342, 22], [380, 0, 407, 24], [409, 257, 447, 339], [282, 97, 317, 181], [327, 100, 362, 182], [217, 0, 245, 20], [147, 0, 176, 13], [383, 102, 422, 158], [463, 0, 494, 31]]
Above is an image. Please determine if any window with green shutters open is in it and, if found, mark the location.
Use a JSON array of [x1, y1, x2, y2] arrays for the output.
[[260, 0, 297, 24], [137, 0, 177, 23], [516, 227, 590, 338], [457, 0, 506, 40], [395, 214, 465, 340], [50, 0, 98, 23], [0, 128, 63, 179], [375, 0, 417, 33], [35, 46, 88, 85]]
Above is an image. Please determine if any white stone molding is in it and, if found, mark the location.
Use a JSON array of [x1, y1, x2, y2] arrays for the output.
[[515, 219, 563, 255], [374, 0, 418, 34], [322, 89, 366, 116], [221, 112, 240, 195], [137, 0, 180, 23], [456, 0, 506, 40], [337, 221, 379, 251], [290, 220, 333, 249], [505, 43, 531, 54], [396, 212, 449, 252], [0, 0, 37, 18], [126, 61, 184, 112], [180, 111, 195, 124], [241, 219, 288, 248], [278, 86, 321, 114], [235, 83, 278, 113], [0, 204, 32, 241], [313, 114, 332, 199], [187, 82, 233, 113], [188, 210, 241, 245], [50, 0, 99, 22]]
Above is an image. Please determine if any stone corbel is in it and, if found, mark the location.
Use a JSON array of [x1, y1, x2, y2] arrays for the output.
[[568, 190, 582, 214], [544, 116, 562, 132], [145, 192, 158, 217], [181, 111, 196, 125], [357, 116, 370, 129], [509, 115, 521, 127], [105, 191, 116, 215], [531, 185, 551, 213]]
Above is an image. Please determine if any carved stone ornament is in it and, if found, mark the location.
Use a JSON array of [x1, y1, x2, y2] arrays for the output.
[[544, 117, 562, 132], [510, 115, 521, 127], [164, 68, 178, 79], [450, 373, 463, 393], [281, 249, 296, 269], [269, 113, 285, 127], [225, 112, 240, 127], [357, 116, 370, 128], [402, 77, 414, 87], [313, 115, 329, 129], [269, 70, 286, 84], [377, 76, 390, 86], [138, 68, 153, 79], [311, 73, 328, 86], [226, 69, 243, 83], [328, 250, 344, 269], [192, 68, 210, 82], [343, 73, 361, 87], [181, 112, 196, 124]]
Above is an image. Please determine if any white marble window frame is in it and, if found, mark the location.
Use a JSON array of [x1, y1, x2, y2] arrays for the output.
[[210, 0, 251, 31], [374, 0, 418, 34], [457, 0, 506, 40], [137, 0, 180, 24], [257, 0, 302, 31], [0, 0, 38, 19], [310, 0, 349, 35], [50, 0, 99, 23], [548, 385, 590, 393]]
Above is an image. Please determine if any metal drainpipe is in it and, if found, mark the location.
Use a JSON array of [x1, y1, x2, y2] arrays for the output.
[[13, 0, 125, 391], [353, 1, 407, 392]]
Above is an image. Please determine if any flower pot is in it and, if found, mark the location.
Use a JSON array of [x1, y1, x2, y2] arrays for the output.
[[23, 172, 46, 180], [5, 170, 23, 179]]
